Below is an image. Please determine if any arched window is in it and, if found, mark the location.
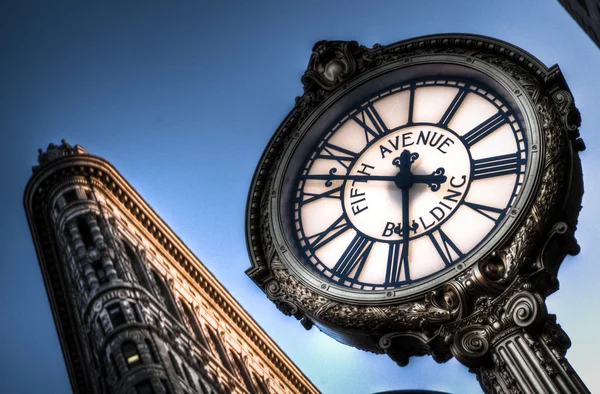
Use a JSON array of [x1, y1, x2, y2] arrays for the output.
[[122, 341, 142, 368], [92, 260, 108, 284], [160, 380, 171, 394], [180, 300, 208, 347], [253, 373, 269, 394], [183, 364, 194, 388], [107, 303, 126, 328], [206, 327, 232, 371], [135, 380, 154, 394], [145, 339, 158, 363], [63, 189, 78, 204], [124, 242, 153, 293], [169, 351, 182, 377], [77, 217, 94, 248], [151, 271, 181, 322], [197, 378, 206, 394], [230, 352, 257, 394]]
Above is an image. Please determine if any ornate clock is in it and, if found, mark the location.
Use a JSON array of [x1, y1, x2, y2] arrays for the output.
[[289, 75, 534, 296], [246, 35, 588, 393]]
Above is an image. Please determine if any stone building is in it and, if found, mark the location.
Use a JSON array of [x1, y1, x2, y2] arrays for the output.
[[24, 140, 319, 394], [558, 0, 600, 47]]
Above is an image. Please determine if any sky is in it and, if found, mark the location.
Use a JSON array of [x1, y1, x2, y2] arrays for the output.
[[1, 1, 599, 394]]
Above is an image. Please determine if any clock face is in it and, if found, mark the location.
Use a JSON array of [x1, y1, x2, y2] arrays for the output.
[[289, 77, 529, 291]]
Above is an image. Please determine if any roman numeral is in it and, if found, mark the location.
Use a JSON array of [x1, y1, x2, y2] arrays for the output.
[[439, 87, 469, 126], [472, 153, 523, 180], [429, 229, 463, 267], [306, 215, 350, 251], [407, 86, 415, 125], [316, 143, 358, 169], [464, 201, 504, 221], [385, 242, 409, 285], [351, 104, 388, 144], [462, 111, 507, 147], [333, 234, 373, 281], [300, 186, 342, 205]]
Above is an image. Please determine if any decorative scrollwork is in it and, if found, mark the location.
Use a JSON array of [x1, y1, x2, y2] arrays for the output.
[[301, 40, 371, 92], [265, 279, 281, 298], [270, 257, 451, 331], [35, 139, 87, 170], [504, 291, 544, 328], [325, 168, 337, 187], [494, 93, 568, 283], [451, 324, 490, 367], [551, 89, 581, 134], [265, 278, 299, 317]]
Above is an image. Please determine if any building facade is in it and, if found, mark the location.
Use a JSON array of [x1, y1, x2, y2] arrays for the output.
[[24, 141, 319, 394], [558, 0, 600, 48]]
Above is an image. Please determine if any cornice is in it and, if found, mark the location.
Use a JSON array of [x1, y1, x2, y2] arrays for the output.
[[375, 33, 560, 83]]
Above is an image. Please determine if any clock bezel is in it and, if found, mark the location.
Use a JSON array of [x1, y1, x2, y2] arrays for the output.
[[270, 55, 543, 304]]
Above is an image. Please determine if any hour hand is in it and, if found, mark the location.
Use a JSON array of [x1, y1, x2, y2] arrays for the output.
[[300, 170, 397, 187], [413, 168, 447, 191], [392, 150, 419, 173]]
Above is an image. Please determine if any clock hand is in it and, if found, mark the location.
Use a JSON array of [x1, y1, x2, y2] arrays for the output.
[[400, 182, 410, 277], [301, 150, 449, 191], [393, 150, 415, 277], [301, 167, 399, 187], [300, 174, 397, 182]]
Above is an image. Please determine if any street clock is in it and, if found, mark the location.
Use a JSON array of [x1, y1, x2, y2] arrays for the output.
[[246, 34, 588, 393]]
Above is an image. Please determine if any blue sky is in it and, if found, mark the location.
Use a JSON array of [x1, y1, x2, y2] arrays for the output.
[[1, 1, 599, 393]]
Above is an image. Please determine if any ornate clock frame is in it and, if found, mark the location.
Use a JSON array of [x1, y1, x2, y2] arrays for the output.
[[245, 34, 588, 393]]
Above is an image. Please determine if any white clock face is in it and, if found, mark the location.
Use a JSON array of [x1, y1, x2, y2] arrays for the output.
[[291, 78, 528, 290]]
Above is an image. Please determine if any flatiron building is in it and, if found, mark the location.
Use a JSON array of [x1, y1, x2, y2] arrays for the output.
[[24, 140, 319, 394]]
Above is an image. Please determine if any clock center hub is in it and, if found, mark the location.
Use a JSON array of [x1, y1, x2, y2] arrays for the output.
[[393, 170, 413, 189]]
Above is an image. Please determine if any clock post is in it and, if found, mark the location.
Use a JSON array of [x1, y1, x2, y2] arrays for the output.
[[245, 34, 589, 393]]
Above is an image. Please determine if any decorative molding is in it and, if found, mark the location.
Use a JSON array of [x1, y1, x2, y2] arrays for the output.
[[35, 139, 87, 171], [301, 40, 371, 92]]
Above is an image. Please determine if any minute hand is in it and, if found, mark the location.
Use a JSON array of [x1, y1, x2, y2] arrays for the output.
[[300, 174, 397, 182]]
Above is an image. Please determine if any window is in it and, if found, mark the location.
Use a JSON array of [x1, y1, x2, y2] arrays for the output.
[[253, 373, 269, 394], [92, 260, 108, 284], [145, 339, 158, 363], [63, 190, 78, 204], [125, 243, 153, 293], [207, 327, 232, 371], [107, 304, 126, 327], [180, 301, 207, 347], [183, 364, 194, 387], [160, 380, 171, 394], [135, 380, 154, 394], [77, 217, 94, 248], [151, 271, 181, 322], [122, 341, 142, 368], [169, 352, 182, 377], [231, 352, 256, 394], [132, 304, 142, 323], [197, 379, 206, 394]]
